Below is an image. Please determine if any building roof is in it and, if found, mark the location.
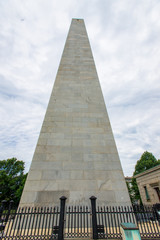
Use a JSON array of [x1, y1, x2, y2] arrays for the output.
[[134, 164, 160, 178]]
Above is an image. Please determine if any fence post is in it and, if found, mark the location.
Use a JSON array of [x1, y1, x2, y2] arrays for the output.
[[90, 196, 98, 239], [58, 196, 67, 240]]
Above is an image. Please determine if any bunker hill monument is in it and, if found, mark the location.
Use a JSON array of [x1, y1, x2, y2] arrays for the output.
[[20, 19, 130, 206]]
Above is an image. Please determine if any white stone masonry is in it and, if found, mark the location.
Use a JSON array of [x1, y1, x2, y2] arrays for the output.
[[20, 19, 131, 207]]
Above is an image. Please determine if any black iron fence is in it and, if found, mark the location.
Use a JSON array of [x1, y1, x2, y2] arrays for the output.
[[64, 206, 91, 239], [0, 205, 60, 239], [95, 205, 160, 239], [0, 197, 160, 239]]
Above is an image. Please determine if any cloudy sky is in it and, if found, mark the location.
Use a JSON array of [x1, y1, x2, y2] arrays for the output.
[[0, 0, 160, 176]]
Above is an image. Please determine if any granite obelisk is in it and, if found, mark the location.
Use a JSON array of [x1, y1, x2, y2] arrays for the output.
[[20, 19, 131, 206]]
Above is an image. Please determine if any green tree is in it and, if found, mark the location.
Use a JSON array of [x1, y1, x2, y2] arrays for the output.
[[0, 158, 27, 206], [131, 178, 142, 204], [134, 151, 159, 175], [126, 181, 134, 203]]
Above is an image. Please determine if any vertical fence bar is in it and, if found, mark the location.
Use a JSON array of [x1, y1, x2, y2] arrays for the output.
[[58, 196, 67, 240], [18, 207, 25, 236], [30, 207, 36, 236], [148, 206, 155, 236], [56, 206, 59, 227], [110, 206, 114, 236], [151, 206, 158, 238], [37, 207, 42, 236], [2, 203, 160, 239], [141, 205, 148, 237], [11, 207, 20, 237], [35, 207, 40, 236], [97, 206, 100, 226], [71, 206, 74, 236], [44, 207, 48, 236], [77, 206, 79, 235], [7, 205, 16, 237], [144, 205, 150, 235], [90, 196, 98, 239], [80, 206, 82, 234], [67, 206, 70, 237], [86, 206, 89, 236], [47, 207, 52, 236], [41, 207, 46, 236], [0, 200, 7, 236], [106, 206, 110, 238], [75, 206, 77, 237], [83, 206, 85, 235], [103, 206, 107, 237], [23, 207, 29, 236], [130, 205, 136, 225], [152, 205, 159, 235], [101, 206, 105, 238], [115, 206, 121, 237]]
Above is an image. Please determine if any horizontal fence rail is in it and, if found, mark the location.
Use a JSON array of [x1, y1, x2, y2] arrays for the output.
[[0, 206, 60, 240], [96, 206, 136, 239], [64, 206, 91, 239], [96, 205, 160, 239], [134, 205, 160, 239], [0, 201, 160, 239]]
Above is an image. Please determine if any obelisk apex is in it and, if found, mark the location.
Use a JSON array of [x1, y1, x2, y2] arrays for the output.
[[20, 19, 131, 206]]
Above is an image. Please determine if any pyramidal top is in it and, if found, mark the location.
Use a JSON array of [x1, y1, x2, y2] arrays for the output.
[[20, 19, 130, 206]]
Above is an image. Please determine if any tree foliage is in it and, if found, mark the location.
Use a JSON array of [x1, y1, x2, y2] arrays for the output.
[[126, 181, 134, 203], [130, 178, 142, 204], [134, 151, 160, 176], [0, 158, 27, 206]]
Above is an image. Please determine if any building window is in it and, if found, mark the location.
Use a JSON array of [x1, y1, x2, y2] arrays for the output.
[[154, 187, 160, 201], [144, 186, 150, 201]]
